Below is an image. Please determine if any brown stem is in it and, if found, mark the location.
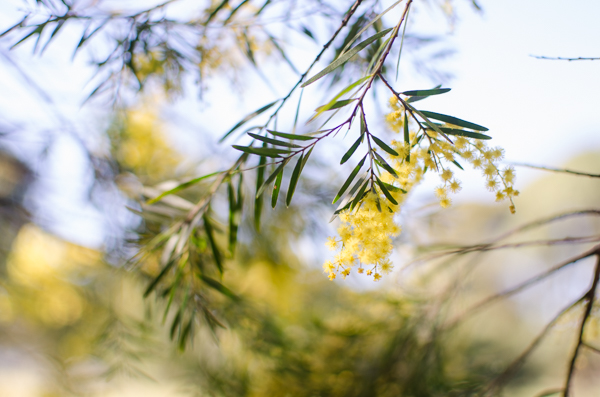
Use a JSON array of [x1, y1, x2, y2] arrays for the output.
[[564, 251, 600, 396]]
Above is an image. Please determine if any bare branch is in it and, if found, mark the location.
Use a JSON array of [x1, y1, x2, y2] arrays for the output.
[[481, 296, 584, 396], [445, 245, 600, 330], [564, 252, 600, 396], [511, 163, 600, 178], [530, 55, 600, 61]]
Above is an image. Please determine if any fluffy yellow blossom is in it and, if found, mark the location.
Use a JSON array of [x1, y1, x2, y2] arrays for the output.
[[323, 97, 517, 282], [325, 237, 339, 251]]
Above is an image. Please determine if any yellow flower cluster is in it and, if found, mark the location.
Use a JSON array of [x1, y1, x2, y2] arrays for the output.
[[324, 96, 517, 281], [323, 193, 399, 281]]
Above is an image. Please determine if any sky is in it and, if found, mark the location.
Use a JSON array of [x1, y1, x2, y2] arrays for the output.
[[0, 0, 599, 248]]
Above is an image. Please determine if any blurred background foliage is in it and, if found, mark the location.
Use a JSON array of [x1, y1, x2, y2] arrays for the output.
[[0, 0, 599, 396]]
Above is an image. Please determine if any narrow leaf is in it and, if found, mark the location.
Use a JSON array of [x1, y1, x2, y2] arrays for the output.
[[147, 172, 221, 204], [199, 275, 239, 300], [267, 130, 316, 141], [178, 316, 194, 352], [256, 160, 288, 198], [376, 176, 398, 205], [203, 214, 223, 274], [286, 154, 303, 207], [374, 152, 398, 178], [254, 155, 266, 231], [420, 110, 489, 131], [341, 135, 363, 164], [439, 127, 492, 140], [220, 100, 278, 142], [333, 154, 367, 204], [371, 135, 399, 156], [402, 88, 451, 96], [232, 145, 290, 158], [315, 98, 356, 113], [248, 133, 302, 148], [143, 259, 175, 297], [452, 160, 465, 170], [302, 28, 393, 87], [403, 112, 410, 162], [351, 179, 370, 210], [271, 167, 283, 208]]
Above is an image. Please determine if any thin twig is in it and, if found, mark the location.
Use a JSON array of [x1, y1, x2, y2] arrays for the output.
[[481, 296, 584, 396], [564, 251, 600, 396], [445, 245, 600, 330], [511, 162, 600, 178], [530, 55, 600, 61], [582, 342, 600, 355]]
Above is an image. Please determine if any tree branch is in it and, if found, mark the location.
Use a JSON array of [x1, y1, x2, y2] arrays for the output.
[[530, 55, 600, 61], [564, 251, 600, 396], [511, 163, 600, 178]]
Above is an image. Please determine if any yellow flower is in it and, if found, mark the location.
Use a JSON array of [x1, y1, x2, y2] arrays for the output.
[[325, 237, 339, 250]]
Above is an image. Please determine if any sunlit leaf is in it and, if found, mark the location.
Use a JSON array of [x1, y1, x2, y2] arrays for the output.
[[302, 28, 393, 87], [199, 275, 239, 300], [147, 172, 221, 204]]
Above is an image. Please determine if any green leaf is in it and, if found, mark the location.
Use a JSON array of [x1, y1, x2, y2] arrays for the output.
[[248, 133, 302, 148], [452, 160, 465, 170], [232, 145, 290, 158], [302, 28, 393, 87], [271, 167, 283, 208], [206, 0, 230, 24], [403, 112, 410, 162], [147, 172, 221, 204], [351, 179, 370, 210], [439, 127, 492, 140], [330, 174, 366, 222], [371, 135, 399, 156], [374, 152, 398, 178], [402, 88, 451, 97], [143, 259, 175, 298], [340, 0, 404, 54], [10, 25, 44, 49], [254, 156, 266, 231], [341, 135, 363, 165], [286, 154, 303, 207], [170, 311, 182, 340], [301, 146, 313, 171], [224, 0, 250, 23], [376, 176, 398, 205], [199, 275, 239, 300], [267, 130, 316, 141], [315, 99, 356, 113], [256, 160, 288, 198], [419, 111, 489, 131], [380, 180, 406, 193], [178, 315, 194, 352], [220, 100, 278, 142], [203, 214, 223, 274], [333, 154, 367, 204], [227, 181, 238, 255]]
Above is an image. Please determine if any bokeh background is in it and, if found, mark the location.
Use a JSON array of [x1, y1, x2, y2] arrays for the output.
[[0, 0, 599, 395]]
